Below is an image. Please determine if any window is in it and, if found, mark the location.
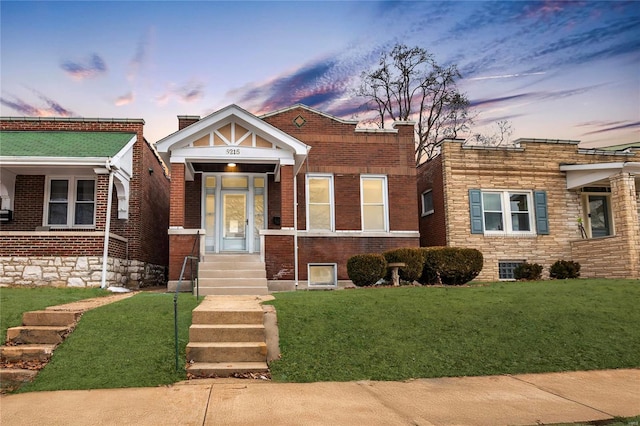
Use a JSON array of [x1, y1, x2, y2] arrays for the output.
[[361, 175, 388, 231], [308, 264, 337, 287], [583, 193, 613, 238], [45, 177, 96, 227], [498, 261, 524, 280], [306, 175, 334, 231], [421, 190, 434, 216], [469, 189, 548, 235]]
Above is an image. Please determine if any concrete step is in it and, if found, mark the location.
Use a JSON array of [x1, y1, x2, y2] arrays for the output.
[[0, 344, 57, 363], [192, 309, 264, 325], [198, 269, 266, 279], [186, 361, 269, 378], [189, 324, 265, 342], [202, 254, 261, 263], [197, 287, 270, 296], [198, 278, 268, 287], [0, 368, 38, 392], [199, 261, 265, 271], [22, 310, 81, 327], [186, 342, 267, 363], [6, 326, 70, 345]]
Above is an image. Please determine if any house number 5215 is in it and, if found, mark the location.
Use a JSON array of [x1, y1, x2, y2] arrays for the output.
[[226, 148, 240, 155]]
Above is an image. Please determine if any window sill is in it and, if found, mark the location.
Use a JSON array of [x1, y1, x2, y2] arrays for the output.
[[483, 232, 537, 238]]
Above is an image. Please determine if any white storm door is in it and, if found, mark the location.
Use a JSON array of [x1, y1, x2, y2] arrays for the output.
[[222, 191, 248, 252]]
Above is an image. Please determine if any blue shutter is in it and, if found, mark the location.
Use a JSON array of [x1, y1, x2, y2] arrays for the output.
[[469, 189, 483, 234], [534, 191, 549, 235]]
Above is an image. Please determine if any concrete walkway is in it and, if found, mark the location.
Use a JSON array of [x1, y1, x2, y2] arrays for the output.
[[1, 368, 638, 425]]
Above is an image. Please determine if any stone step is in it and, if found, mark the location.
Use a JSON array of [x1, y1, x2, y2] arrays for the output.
[[22, 310, 81, 327], [186, 342, 267, 363], [197, 287, 270, 296], [198, 278, 268, 287], [186, 361, 269, 378], [6, 326, 70, 345], [202, 254, 261, 263], [0, 344, 57, 363], [198, 269, 266, 279], [192, 309, 264, 325], [189, 324, 265, 342], [0, 368, 38, 392], [199, 261, 265, 271]]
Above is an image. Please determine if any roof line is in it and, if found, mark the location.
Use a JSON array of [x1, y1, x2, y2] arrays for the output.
[[0, 116, 145, 124]]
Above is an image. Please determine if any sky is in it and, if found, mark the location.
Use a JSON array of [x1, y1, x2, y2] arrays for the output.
[[1, 0, 639, 148]]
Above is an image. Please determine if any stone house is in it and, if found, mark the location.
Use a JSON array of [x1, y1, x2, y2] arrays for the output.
[[155, 104, 419, 292], [0, 117, 170, 288], [417, 138, 640, 281]]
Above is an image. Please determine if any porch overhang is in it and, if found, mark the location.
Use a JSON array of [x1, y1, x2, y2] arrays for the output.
[[560, 162, 640, 189]]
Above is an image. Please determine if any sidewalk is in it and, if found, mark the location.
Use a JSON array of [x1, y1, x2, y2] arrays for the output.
[[1, 368, 638, 425]]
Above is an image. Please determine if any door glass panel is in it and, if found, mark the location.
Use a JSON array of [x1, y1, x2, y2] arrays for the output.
[[589, 196, 611, 237], [224, 194, 246, 238], [222, 176, 248, 189]]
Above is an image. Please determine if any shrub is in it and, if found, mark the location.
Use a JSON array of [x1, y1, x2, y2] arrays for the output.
[[420, 247, 483, 285], [549, 260, 581, 279], [383, 247, 424, 283], [514, 262, 543, 281], [347, 254, 387, 287]]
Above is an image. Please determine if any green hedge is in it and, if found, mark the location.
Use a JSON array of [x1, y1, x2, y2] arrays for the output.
[[550, 260, 581, 279], [420, 247, 483, 285], [347, 253, 387, 287], [514, 262, 543, 281], [383, 247, 424, 283]]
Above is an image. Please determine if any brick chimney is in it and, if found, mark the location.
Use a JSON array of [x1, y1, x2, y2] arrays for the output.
[[177, 115, 200, 130]]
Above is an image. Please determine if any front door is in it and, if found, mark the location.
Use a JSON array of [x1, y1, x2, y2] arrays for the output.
[[222, 191, 248, 252], [588, 195, 611, 238]]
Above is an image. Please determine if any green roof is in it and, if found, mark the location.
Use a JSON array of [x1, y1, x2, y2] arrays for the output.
[[0, 131, 135, 157], [599, 142, 640, 151]]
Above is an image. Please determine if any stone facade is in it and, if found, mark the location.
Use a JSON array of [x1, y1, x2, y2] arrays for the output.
[[418, 139, 640, 281]]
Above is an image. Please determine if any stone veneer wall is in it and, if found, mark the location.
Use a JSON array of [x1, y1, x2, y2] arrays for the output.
[[0, 256, 166, 288], [438, 140, 639, 281]]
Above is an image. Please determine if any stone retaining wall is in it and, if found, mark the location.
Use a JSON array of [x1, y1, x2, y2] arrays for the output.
[[0, 256, 166, 288]]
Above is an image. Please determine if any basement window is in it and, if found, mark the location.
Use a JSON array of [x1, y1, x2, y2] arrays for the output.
[[498, 261, 524, 280], [308, 264, 337, 287]]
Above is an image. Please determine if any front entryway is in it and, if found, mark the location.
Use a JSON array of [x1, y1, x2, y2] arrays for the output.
[[203, 174, 266, 254]]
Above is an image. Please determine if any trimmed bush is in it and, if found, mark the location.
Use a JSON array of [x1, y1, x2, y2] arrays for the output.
[[347, 253, 387, 287], [420, 247, 483, 285], [514, 262, 543, 281], [549, 260, 581, 279], [383, 247, 424, 283]]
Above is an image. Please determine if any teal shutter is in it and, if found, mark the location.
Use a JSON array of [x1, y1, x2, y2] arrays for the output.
[[534, 191, 549, 235], [469, 189, 483, 234]]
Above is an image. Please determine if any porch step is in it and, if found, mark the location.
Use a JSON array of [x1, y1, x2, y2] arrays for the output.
[[198, 269, 266, 279], [0, 344, 57, 363], [187, 361, 269, 378], [192, 309, 264, 325], [189, 324, 265, 342], [186, 342, 267, 363], [0, 368, 38, 392], [6, 326, 71, 345], [197, 287, 269, 296], [202, 254, 261, 264], [22, 310, 82, 327], [196, 254, 269, 296]]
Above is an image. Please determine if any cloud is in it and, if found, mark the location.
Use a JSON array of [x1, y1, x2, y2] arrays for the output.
[[468, 72, 546, 81], [0, 92, 74, 117], [128, 28, 153, 82], [580, 120, 640, 136], [115, 91, 135, 106], [155, 79, 205, 105], [61, 53, 107, 80], [469, 93, 536, 109]]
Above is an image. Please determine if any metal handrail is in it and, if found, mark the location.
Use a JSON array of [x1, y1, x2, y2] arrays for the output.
[[173, 231, 200, 371]]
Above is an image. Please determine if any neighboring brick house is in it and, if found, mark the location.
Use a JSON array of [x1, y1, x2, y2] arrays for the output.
[[155, 104, 419, 291], [417, 138, 640, 281], [0, 117, 170, 288]]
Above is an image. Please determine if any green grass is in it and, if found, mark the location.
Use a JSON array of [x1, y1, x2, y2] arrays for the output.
[[1, 287, 109, 341], [17, 293, 200, 392], [266, 279, 640, 382]]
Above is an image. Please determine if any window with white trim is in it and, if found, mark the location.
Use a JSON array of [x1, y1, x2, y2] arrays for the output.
[[45, 177, 96, 227], [306, 174, 334, 231], [421, 189, 434, 216], [481, 191, 534, 234], [308, 264, 337, 287], [361, 175, 389, 231]]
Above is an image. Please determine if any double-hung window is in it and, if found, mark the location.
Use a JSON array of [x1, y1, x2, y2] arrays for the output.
[[306, 174, 334, 231], [421, 189, 434, 216], [361, 175, 388, 232], [45, 177, 96, 228], [470, 189, 548, 235]]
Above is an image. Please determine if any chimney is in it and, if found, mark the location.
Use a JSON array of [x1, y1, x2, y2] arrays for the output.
[[177, 115, 200, 130]]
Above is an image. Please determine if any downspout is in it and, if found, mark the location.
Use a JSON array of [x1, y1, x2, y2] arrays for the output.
[[293, 173, 299, 290], [101, 161, 115, 289]]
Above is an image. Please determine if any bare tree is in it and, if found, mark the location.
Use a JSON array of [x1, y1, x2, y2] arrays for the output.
[[356, 43, 471, 165], [466, 120, 514, 147]]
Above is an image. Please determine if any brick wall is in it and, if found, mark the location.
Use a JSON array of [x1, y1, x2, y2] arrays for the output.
[[417, 156, 447, 246], [264, 235, 295, 280], [433, 140, 639, 281], [168, 233, 201, 281], [185, 173, 202, 229], [0, 175, 44, 231]]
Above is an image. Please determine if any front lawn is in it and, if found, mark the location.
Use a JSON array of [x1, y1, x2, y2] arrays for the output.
[[266, 279, 640, 382], [17, 292, 200, 392], [0, 286, 109, 341]]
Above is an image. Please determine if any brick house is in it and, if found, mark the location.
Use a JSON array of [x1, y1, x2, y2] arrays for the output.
[[155, 104, 419, 292], [417, 138, 640, 281], [0, 117, 170, 288]]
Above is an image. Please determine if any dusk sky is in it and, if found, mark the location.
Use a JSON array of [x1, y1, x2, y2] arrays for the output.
[[1, 1, 639, 148]]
